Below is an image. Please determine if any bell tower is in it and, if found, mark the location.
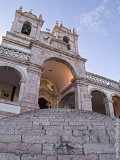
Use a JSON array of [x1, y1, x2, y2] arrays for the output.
[[2, 6, 44, 52], [52, 21, 79, 55]]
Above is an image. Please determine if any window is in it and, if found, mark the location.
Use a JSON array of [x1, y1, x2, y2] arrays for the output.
[[63, 37, 69, 44], [63, 36, 71, 50], [1, 90, 11, 100], [21, 22, 31, 35]]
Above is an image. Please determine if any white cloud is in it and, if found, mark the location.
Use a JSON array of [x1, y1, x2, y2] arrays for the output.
[[75, 0, 111, 35]]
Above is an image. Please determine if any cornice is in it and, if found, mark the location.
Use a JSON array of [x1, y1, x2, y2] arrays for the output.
[[6, 31, 32, 42], [72, 76, 88, 86], [52, 25, 79, 37], [2, 37, 30, 50], [16, 10, 44, 24], [27, 62, 44, 75], [30, 40, 86, 62]]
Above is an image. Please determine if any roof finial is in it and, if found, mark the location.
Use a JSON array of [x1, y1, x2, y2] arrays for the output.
[[73, 28, 76, 34], [18, 6, 23, 12], [56, 21, 59, 27], [29, 9, 33, 14], [39, 14, 42, 19], [60, 21, 63, 27]]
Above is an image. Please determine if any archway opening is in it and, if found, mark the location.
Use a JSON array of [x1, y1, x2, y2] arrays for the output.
[[91, 90, 106, 115], [21, 22, 31, 35], [0, 66, 21, 102], [38, 98, 47, 109], [39, 58, 75, 108], [59, 92, 75, 108], [112, 96, 120, 118]]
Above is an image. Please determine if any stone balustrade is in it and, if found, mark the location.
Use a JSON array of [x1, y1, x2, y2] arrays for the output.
[[0, 45, 30, 62], [87, 72, 120, 91]]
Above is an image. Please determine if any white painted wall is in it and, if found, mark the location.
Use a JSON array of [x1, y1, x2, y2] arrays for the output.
[[0, 103, 20, 113]]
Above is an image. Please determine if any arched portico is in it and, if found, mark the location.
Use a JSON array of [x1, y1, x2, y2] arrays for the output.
[[0, 62, 26, 82], [41, 57, 75, 91], [58, 92, 75, 108], [39, 57, 75, 108], [89, 88, 115, 116], [0, 65, 26, 103]]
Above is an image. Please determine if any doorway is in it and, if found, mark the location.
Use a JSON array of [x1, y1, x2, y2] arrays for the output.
[[38, 98, 47, 109]]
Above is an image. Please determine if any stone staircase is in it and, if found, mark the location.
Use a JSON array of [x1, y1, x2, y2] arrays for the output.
[[0, 109, 119, 160]]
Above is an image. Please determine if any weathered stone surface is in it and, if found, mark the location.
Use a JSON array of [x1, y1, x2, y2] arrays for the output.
[[84, 143, 115, 154], [21, 154, 46, 160], [0, 153, 20, 160], [57, 154, 99, 160], [99, 154, 118, 160], [0, 109, 118, 160]]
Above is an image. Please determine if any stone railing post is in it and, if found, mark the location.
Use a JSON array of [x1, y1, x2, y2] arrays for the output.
[[103, 97, 115, 117]]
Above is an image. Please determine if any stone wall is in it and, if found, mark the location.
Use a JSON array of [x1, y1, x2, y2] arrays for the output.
[[0, 109, 119, 160]]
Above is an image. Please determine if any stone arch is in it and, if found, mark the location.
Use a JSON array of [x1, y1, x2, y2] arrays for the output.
[[110, 93, 120, 99], [42, 57, 76, 77], [41, 57, 76, 93], [59, 91, 75, 108], [38, 96, 48, 109], [0, 63, 26, 102], [89, 88, 108, 115], [21, 21, 32, 35], [110, 93, 120, 117], [61, 90, 75, 100], [89, 87, 108, 99], [0, 62, 26, 82]]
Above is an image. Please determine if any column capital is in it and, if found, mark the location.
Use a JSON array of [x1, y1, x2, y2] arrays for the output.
[[103, 97, 113, 104], [19, 79, 26, 84], [27, 62, 45, 75], [71, 76, 88, 86]]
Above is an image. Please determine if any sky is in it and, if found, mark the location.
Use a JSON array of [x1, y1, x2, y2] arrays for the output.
[[0, 0, 120, 82]]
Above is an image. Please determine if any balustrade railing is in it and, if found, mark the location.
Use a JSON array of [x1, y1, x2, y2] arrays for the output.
[[86, 72, 120, 90]]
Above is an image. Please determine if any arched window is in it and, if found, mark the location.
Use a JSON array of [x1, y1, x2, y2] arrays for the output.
[[21, 22, 31, 35], [63, 36, 71, 50]]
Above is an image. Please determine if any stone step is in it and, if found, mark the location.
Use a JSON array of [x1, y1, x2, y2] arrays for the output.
[[0, 109, 119, 160]]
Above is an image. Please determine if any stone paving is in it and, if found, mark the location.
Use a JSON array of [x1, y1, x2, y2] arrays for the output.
[[0, 109, 119, 160]]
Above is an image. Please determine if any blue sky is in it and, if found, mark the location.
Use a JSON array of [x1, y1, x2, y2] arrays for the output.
[[0, 0, 120, 81]]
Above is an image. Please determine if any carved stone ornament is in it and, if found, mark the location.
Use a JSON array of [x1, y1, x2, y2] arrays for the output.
[[0, 45, 30, 62], [40, 79, 58, 95]]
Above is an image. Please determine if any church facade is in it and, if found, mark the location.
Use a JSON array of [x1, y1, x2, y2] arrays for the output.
[[0, 7, 120, 118]]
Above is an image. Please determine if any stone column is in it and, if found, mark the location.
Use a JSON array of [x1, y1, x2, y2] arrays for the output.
[[74, 84, 81, 109], [20, 63, 44, 113], [104, 97, 115, 117], [18, 79, 26, 103], [73, 77, 92, 111]]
